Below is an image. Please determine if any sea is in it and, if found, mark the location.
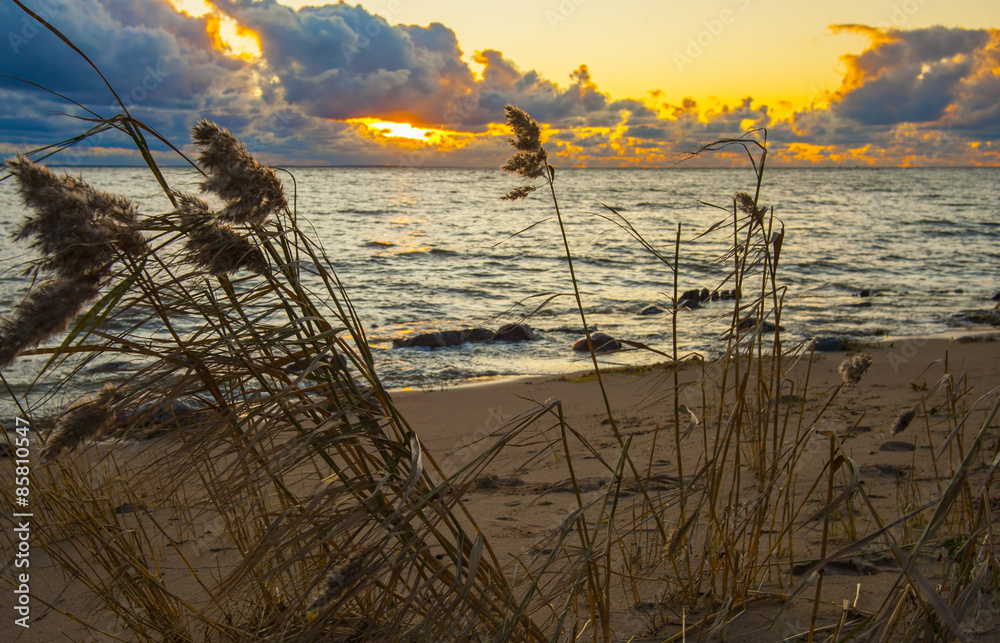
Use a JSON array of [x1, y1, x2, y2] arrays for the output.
[[1, 166, 998, 415]]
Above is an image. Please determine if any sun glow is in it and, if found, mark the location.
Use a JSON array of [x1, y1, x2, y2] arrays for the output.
[[164, 0, 261, 60], [348, 118, 461, 146]]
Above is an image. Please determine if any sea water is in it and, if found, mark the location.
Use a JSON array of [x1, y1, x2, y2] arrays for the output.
[[1, 166, 998, 413]]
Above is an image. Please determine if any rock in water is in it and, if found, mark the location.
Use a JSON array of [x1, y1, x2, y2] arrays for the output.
[[463, 328, 494, 343], [680, 288, 701, 302], [393, 325, 533, 349], [814, 337, 845, 352], [572, 333, 621, 353], [494, 323, 535, 342], [393, 331, 464, 349], [638, 304, 665, 316], [738, 318, 778, 332]]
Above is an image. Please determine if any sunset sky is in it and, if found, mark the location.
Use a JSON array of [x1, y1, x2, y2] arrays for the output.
[[1, 0, 998, 167]]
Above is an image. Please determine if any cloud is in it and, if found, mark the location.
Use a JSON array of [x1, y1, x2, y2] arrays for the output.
[[829, 25, 993, 126], [0, 0, 996, 167]]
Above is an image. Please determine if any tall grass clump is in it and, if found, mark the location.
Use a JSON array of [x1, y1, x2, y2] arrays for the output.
[[1, 116, 560, 638], [1, 7, 998, 639], [0, 11, 553, 633], [495, 104, 1000, 641]]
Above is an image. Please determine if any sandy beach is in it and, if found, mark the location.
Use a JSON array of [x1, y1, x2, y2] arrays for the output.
[[6, 330, 999, 641]]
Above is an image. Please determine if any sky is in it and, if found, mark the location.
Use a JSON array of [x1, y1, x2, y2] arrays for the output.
[[0, 0, 998, 167]]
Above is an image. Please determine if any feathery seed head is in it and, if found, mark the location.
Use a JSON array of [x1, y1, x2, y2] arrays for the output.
[[172, 191, 214, 219], [504, 104, 542, 152], [839, 353, 873, 386], [307, 549, 371, 614], [735, 191, 767, 223], [41, 383, 123, 461], [501, 185, 538, 202], [6, 156, 146, 276], [184, 220, 268, 277], [501, 105, 550, 201], [890, 408, 916, 436], [0, 274, 102, 370], [191, 119, 286, 224], [502, 151, 548, 180]]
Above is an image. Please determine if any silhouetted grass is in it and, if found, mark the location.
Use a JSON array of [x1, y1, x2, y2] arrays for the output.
[[1, 7, 999, 640]]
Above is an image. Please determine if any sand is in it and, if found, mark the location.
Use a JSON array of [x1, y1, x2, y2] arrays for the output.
[[3, 330, 999, 640]]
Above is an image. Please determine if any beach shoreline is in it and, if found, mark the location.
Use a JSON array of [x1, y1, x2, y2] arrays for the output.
[[386, 324, 1000, 395], [5, 331, 999, 640]]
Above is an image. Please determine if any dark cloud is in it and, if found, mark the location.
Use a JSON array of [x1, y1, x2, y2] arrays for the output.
[[0, 1, 996, 167], [830, 25, 992, 126], [2, 0, 244, 107]]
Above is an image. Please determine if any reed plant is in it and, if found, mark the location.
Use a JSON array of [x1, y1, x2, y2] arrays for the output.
[[497, 105, 1000, 642], [1, 7, 999, 640]]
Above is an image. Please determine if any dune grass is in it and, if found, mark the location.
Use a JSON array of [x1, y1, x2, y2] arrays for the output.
[[2, 8, 1000, 640]]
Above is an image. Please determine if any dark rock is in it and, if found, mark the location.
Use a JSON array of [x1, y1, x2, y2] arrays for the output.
[[545, 326, 598, 335], [638, 304, 666, 316], [700, 288, 710, 301], [678, 298, 700, 311], [494, 323, 535, 343], [463, 328, 494, 343], [858, 289, 872, 298], [680, 289, 701, 301], [992, 290, 1000, 302], [437, 330, 465, 346], [394, 325, 534, 349], [952, 310, 1000, 327], [393, 331, 462, 349], [738, 318, 778, 332], [814, 337, 845, 352], [849, 301, 873, 308], [572, 332, 621, 353]]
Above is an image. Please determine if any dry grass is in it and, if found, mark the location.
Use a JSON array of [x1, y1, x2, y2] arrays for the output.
[[1, 12, 999, 639]]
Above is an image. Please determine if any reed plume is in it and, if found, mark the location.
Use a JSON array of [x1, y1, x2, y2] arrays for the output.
[[6, 155, 147, 278], [735, 191, 766, 223], [890, 407, 916, 436], [501, 104, 549, 201], [306, 549, 372, 615], [839, 353, 873, 386], [0, 274, 101, 370], [191, 119, 286, 225], [41, 383, 123, 461], [182, 213, 268, 277]]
